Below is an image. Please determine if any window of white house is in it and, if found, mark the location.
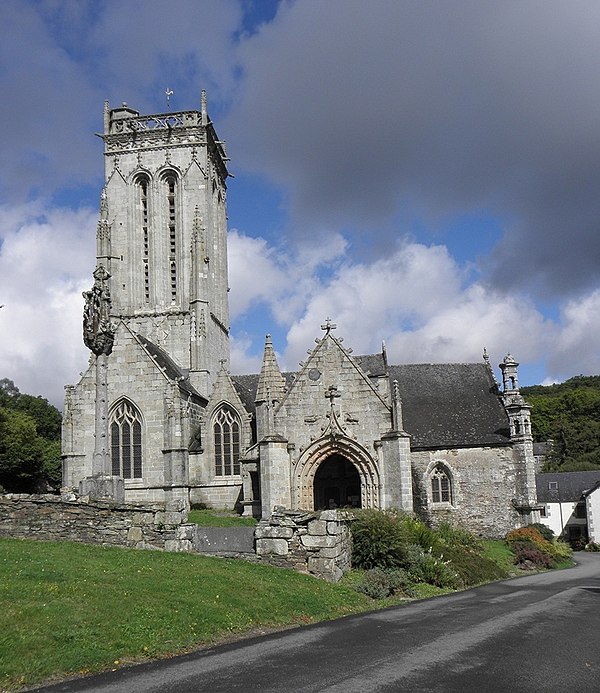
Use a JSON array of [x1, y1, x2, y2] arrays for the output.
[[213, 406, 240, 476], [431, 465, 453, 504], [110, 400, 143, 479]]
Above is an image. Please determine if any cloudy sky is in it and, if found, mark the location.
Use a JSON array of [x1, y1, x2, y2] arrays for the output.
[[2, 0, 600, 408]]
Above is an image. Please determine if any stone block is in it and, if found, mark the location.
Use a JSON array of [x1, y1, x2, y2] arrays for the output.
[[256, 538, 289, 556], [165, 539, 193, 552], [318, 510, 338, 521], [308, 555, 336, 574], [326, 522, 344, 535], [308, 520, 327, 535], [318, 545, 344, 559], [301, 534, 337, 549], [164, 512, 183, 526], [177, 524, 198, 541], [127, 526, 143, 542], [255, 525, 294, 539]]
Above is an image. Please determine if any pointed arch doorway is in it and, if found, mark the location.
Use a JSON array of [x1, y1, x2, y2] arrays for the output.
[[313, 454, 361, 510]]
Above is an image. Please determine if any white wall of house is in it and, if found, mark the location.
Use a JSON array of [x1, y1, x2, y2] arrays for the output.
[[538, 501, 587, 540], [586, 488, 600, 543]]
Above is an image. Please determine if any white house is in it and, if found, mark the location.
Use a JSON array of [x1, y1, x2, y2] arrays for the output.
[[536, 471, 600, 545]]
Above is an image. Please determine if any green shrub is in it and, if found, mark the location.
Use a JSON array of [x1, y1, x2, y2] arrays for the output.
[[357, 567, 416, 600], [438, 544, 507, 586], [350, 509, 412, 569], [550, 540, 573, 562], [527, 523, 554, 542], [403, 515, 440, 552], [436, 522, 483, 552], [512, 544, 553, 569], [406, 548, 460, 589], [506, 526, 572, 568], [585, 541, 600, 552]]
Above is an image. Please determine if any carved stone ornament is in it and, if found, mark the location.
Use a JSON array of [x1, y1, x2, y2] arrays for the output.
[[82, 265, 117, 356]]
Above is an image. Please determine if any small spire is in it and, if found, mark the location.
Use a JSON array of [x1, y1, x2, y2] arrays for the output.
[[391, 379, 404, 431], [103, 100, 110, 134], [201, 89, 208, 125], [100, 188, 108, 219], [255, 334, 286, 404]]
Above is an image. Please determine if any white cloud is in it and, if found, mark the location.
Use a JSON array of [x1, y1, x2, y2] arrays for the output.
[[547, 290, 600, 379], [0, 202, 96, 407]]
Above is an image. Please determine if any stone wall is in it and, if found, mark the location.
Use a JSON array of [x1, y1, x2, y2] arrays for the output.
[[0, 495, 353, 582], [0, 493, 192, 552], [254, 507, 352, 582]]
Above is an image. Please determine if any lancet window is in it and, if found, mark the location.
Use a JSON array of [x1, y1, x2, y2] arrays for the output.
[[213, 406, 241, 476], [165, 174, 178, 303], [110, 399, 143, 479], [137, 177, 151, 303], [431, 464, 453, 504]]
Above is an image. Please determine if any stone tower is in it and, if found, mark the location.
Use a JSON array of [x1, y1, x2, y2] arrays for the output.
[[63, 94, 232, 504], [99, 92, 230, 395]]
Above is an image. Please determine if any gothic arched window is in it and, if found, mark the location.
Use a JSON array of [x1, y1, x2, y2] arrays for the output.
[[213, 406, 240, 476], [431, 464, 453, 504], [110, 400, 143, 479]]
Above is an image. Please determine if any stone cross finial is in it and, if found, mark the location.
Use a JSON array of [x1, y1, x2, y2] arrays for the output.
[[321, 317, 337, 333], [325, 385, 341, 405]]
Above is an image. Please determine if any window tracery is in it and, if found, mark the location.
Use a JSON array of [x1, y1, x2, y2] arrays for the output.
[[213, 406, 240, 476], [430, 464, 453, 504], [110, 400, 143, 479]]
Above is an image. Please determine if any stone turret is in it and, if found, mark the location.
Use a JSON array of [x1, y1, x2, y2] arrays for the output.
[[255, 334, 286, 439], [499, 353, 539, 523]]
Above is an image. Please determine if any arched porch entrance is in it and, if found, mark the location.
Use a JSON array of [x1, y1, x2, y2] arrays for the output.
[[293, 435, 380, 510], [313, 454, 361, 510]]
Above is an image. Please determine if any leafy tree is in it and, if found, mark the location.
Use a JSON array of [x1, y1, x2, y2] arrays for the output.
[[522, 376, 600, 472], [0, 379, 62, 492]]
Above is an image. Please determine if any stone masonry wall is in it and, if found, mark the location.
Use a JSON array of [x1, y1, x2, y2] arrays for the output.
[[0, 495, 353, 582], [0, 493, 193, 552], [254, 507, 352, 582]]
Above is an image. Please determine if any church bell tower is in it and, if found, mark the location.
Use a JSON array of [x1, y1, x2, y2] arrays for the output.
[[99, 91, 230, 396]]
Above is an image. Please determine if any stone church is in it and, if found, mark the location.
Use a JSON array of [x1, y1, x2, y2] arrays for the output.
[[62, 95, 539, 537]]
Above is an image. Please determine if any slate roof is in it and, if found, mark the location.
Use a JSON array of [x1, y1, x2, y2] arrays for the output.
[[536, 471, 600, 503], [136, 334, 207, 404], [233, 357, 511, 450], [388, 363, 510, 449]]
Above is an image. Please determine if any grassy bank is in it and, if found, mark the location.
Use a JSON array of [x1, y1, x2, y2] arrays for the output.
[[0, 538, 370, 691]]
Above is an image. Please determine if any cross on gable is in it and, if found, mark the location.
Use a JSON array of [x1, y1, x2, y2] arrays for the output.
[[325, 385, 341, 405], [321, 317, 337, 333]]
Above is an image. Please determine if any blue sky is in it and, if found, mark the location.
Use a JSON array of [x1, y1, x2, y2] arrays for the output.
[[2, 0, 600, 407]]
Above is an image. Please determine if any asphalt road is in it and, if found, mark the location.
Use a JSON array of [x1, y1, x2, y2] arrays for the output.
[[35, 554, 600, 693]]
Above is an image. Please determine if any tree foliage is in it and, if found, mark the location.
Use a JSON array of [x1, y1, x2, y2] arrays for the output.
[[0, 379, 62, 492], [522, 376, 600, 472]]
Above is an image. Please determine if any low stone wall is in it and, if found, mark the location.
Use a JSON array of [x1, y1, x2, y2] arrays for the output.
[[0, 495, 354, 582], [0, 493, 192, 551], [254, 507, 353, 582]]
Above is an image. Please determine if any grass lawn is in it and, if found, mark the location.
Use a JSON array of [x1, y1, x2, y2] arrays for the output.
[[186, 509, 257, 527], [0, 538, 370, 691]]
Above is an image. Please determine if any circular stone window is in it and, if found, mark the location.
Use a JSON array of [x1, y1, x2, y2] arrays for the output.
[[308, 368, 321, 381]]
